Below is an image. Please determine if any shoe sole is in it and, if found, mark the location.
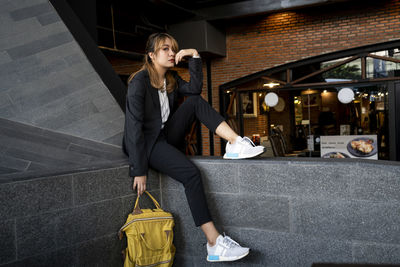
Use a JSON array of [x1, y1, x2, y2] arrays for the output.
[[223, 148, 265, 159], [207, 250, 250, 262]]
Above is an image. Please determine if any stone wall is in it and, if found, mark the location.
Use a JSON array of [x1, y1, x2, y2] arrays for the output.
[[1, 158, 400, 266], [0, 167, 160, 266], [0, 0, 124, 145], [164, 158, 400, 266]]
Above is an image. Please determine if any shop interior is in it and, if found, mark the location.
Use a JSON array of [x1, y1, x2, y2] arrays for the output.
[[220, 47, 400, 160]]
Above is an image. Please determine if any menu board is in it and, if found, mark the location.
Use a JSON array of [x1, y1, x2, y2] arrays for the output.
[[320, 135, 378, 160]]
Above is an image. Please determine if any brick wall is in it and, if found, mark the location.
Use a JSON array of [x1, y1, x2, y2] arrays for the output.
[[209, 0, 400, 155]]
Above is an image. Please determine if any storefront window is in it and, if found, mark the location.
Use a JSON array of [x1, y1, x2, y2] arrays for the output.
[[221, 42, 400, 161], [223, 85, 389, 160]]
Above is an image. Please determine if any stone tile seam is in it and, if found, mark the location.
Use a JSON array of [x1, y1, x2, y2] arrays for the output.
[[288, 229, 400, 247], [232, 226, 292, 235], [7, 192, 144, 221], [194, 161, 238, 165], [238, 227, 358, 245], [119, 189, 160, 199], [205, 189, 241, 194], [206, 192, 244, 196], [72, 192, 144, 208], [351, 242, 356, 263], [236, 164, 240, 195], [11, 232, 118, 264], [9, 2, 51, 15], [287, 161, 360, 166], [350, 238, 400, 248], [0, 156, 32, 171], [6, 32, 74, 60], [231, 191, 293, 198], [0, 259, 16, 267], [71, 173, 75, 206], [65, 142, 72, 152], [70, 166, 127, 177], [13, 218, 17, 263], [283, 194, 400, 204], [195, 159, 400, 168], [0, 172, 73, 185], [288, 196, 294, 234], [6, 92, 14, 105], [0, 118, 123, 149]]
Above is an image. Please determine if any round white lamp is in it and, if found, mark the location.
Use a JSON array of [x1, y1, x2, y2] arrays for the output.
[[264, 92, 279, 107], [338, 88, 354, 104]]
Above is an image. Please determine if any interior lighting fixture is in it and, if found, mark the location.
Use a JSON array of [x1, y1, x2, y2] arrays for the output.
[[323, 90, 328, 93], [263, 82, 280, 88], [338, 88, 354, 104], [264, 92, 279, 107]]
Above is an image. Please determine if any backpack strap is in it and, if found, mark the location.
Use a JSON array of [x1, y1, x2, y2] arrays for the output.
[[133, 191, 161, 215]]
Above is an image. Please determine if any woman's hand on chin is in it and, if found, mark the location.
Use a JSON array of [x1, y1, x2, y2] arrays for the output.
[[175, 49, 199, 64]]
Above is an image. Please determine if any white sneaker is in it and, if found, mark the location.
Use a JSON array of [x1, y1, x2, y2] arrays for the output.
[[223, 136, 265, 159], [207, 235, 250, 262]]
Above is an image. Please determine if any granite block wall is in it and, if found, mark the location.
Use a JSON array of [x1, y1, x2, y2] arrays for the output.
[[0, 167, 161, 266], [1, 158, 400, 266], [0, 0, 124, 145], [161, 158, 400, 267]]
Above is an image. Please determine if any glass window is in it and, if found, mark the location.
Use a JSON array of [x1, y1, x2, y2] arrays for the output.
[[223, 84, 390, 160], [322, 58, 362, 81], [366, 57, 400, 78]]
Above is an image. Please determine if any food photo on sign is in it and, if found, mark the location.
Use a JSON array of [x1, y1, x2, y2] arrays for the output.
[[320, 135, 378, 160]]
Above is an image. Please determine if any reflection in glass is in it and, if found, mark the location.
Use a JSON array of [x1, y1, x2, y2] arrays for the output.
[[366, 57, 400, 78], [322, 58, 361, 81]]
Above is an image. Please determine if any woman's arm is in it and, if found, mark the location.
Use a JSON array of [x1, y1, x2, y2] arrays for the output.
[[175, 49, 203, 96], [125, 77, 148, 178]]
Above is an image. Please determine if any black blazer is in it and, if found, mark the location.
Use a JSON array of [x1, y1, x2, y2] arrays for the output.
[[123, 58, 203, 177]]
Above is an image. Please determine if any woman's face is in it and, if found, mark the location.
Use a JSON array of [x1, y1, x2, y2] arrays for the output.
[[150, 38, 176, 70]]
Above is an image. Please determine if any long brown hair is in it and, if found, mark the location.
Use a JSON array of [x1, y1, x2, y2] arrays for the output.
[[128, 33, 178, 93]]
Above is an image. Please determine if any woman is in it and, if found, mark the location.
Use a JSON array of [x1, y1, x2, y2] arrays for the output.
[[123, 32, 264, 262]]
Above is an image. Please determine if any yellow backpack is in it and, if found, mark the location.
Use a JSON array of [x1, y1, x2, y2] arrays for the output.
[[119, 191, 175, 267]]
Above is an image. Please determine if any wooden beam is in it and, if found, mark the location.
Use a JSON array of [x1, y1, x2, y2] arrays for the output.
[[287, 69, 292, 83], [361, 56, 366, 79], [290, 76, 400, 88], [367, 53, 400, 64], [261, 76, 287, 85], [226, 91, 236, 115], [291, 56, 359, 85]]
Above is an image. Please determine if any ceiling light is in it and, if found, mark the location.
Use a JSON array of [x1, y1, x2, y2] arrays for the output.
[[264, 92, 279, 107], [338, 88, 354, 104], [263, 82, 280, 88]]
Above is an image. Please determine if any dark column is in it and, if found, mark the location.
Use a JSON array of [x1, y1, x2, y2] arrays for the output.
[[66, 0, 97, 43], [206, 59, 214, 156]]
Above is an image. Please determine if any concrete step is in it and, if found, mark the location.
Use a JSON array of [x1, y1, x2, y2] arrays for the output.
[[0, 117, 127, 182]]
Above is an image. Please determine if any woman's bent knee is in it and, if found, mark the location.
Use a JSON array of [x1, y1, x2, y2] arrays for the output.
[[184, 165, 202, 186], [185, 95, 202, 104]]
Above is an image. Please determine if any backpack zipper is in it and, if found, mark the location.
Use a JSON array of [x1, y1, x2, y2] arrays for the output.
[[119, 216, 174, 233], [136, 258, 172, 267]]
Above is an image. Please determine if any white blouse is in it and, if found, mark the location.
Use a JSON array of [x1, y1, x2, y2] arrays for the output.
[[158, 78, 170, 129]]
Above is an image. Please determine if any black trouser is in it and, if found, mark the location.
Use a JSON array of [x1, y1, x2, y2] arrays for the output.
[[148, 95, 225, 226]]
